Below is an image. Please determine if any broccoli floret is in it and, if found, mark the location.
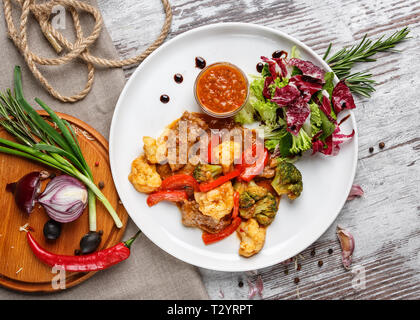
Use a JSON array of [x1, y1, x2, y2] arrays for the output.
[[289, 128, 312, 155], [239, 183, 277, 222], [246, 181, 268, 201], [254, 193, 278, 226], [233, 180, 248, 193], [239, 192, 255, 209], [239, 206, 255, 219], [193, 164, 222, 183], [239, 183, 267, 210], [271, 161, 303, 200]]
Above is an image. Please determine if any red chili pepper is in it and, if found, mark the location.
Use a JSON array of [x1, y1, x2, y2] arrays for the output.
[[232, 191, 240, 219], [160, 174, 199, 192], [202, 217, 242, 245], [199, 168, 241, 193], [238, 147, 269, 182], [26, 230, 141, 272], [147, 190, 188, 207]]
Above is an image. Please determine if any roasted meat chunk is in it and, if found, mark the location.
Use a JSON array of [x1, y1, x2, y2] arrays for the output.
[[180, 200, 231, 234]]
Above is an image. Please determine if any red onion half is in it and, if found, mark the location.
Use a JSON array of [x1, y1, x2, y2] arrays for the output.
[[38, 175, 88, 223], [7, 171, 42, 214]]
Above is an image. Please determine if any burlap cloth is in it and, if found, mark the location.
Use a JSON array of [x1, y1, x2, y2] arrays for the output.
[[0, 1, 209, 299]]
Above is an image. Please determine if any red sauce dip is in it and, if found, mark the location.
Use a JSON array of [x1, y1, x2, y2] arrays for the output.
[[195, 62, 248, 117]]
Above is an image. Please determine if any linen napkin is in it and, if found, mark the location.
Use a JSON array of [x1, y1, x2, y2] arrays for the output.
[[0, 1, 208, 299]]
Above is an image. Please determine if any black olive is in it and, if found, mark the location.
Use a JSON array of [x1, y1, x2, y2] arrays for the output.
[[79, 231, 102, 254], [43, 219, 61, 240]]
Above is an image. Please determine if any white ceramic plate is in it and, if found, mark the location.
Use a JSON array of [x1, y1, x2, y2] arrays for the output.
[[109, 23, 358, 272]]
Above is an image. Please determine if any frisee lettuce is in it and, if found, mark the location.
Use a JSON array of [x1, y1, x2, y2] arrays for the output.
[[290, 128, 312, 155], [234, 77, 265, 124], [269, 77, 289, 96], [234, 101, 255, 124], [253, 100, 278, 124], [309, 101, 322, 136]]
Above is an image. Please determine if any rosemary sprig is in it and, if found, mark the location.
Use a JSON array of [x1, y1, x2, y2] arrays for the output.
[[324, 27, 410, 97]]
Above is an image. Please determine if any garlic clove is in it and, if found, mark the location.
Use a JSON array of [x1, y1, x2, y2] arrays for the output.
[[336, 225, 355, 270]]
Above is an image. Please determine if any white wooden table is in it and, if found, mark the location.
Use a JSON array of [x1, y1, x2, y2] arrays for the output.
[[98, 0, 420, 300]]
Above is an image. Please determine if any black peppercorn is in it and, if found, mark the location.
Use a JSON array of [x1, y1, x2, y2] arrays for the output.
[[160, 94, 170, 103]]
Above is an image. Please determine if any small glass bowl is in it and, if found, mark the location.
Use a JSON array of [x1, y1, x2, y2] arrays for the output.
[[194, 62, 249, 118]]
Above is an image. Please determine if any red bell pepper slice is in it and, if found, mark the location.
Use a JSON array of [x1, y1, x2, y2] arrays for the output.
[[202, 217, 242, 245], [237, 143, 257, 171], [160, 174, 199, 192], [232, 192, 240, 219], [146, 190, 188, 207], [238, 147, 269, 182], [198, 168, 241, 193]]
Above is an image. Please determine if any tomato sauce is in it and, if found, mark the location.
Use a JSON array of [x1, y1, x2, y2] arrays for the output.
[[196, 63, 248, 115]]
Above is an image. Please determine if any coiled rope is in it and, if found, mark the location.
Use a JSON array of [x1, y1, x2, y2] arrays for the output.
[[3, 0, 172, 102]]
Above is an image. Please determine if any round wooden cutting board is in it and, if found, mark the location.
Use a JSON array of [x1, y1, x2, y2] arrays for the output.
[[0, 111, 128, 293]]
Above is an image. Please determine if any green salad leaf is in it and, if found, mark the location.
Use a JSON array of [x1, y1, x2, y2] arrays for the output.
[[322, 72, 335, 97], [235, 77, 265, 124], [261, 64, 271, 77], [249, 77, 265, 102], [264, 125, 292, 157], [234, 101, 255, 124], [309, 101, 322, 136], [290, 128, 312, 155], [253, 100, 278, 124], [269, 77, 289, 96], [290, 45, 301, 59], [319, 108, 336, 140]]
